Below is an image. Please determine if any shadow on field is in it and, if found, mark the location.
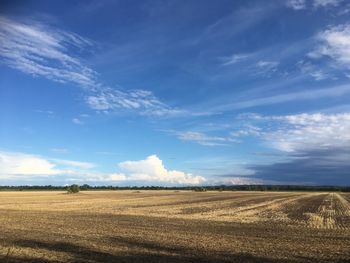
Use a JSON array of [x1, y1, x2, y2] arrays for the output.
[[2, 239, 316, 263]]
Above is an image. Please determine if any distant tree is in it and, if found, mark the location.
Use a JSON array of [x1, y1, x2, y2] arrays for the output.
[[80, 184, 90, 190], [194, 187, 207, 192], [67, 184, 80, 194]]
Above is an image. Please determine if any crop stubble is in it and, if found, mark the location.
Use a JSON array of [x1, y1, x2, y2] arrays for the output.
[[0, 191, 349, 262]]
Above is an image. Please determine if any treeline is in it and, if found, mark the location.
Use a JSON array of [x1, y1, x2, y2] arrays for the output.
[[0, 184, 349, 192]]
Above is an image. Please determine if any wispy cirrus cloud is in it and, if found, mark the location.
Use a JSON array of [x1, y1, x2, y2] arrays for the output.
[[172, 131, 239, 146], [237, 112, 350, 152], [221, 53, 251, 66], [286, 0, 343, 10], [256, 60, 279, 69], [0, 16, 96, 88], [212, 84, 350, 112], [178, 112, 350, 184], [253, 60, 280, 77], [296, 60, 329, 80], [87, 88, 182, 117], [260, 113, 350, 152], [286, 0, 306, 10], [50, 158, 96, 169], [313, 0, 343, 8], [221, 52, 280, 77], [0, 16, 177, 117]]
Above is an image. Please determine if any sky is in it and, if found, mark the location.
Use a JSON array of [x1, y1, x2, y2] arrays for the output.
[[1, 0, 350, 186]]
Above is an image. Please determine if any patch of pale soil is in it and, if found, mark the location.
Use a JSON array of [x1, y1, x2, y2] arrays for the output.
[[304, 193, 339, 229], [194, 193, 310, 224], [335, 193, 350, 216]]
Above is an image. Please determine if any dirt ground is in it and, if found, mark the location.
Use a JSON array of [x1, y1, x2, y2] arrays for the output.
[[0, 190, 349, 262]]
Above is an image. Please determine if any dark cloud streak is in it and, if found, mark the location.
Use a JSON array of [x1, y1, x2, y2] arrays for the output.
[[248, 148, 350, 185]]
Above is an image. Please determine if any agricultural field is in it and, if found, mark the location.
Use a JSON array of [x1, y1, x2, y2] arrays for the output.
[[0, 191, 350, 262]]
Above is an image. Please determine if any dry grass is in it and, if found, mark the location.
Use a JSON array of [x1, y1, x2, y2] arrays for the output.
[[0, 190, 349, 262]]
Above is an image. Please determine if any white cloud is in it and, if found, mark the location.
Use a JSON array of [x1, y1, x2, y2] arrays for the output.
[[256, 60, 279, 69], [87, 88, 182, 116], [254, 60, 279, 76], [119, 155, 205, 185], [50, 159, 95, 169], [213, 84, 350, 111], [266, 113, 350, 152], [0, 151, 61, 177], [0, 16, 96, 88], [243, 113, 350, 153], [0, 16, 177, 117], [212, 176, 266, 185], [72, 118, 84, 125], [175, 131, 239, 146], [221, 55, 280, 77], [286, 0, 342, 10], [309, 24, 350, 69], [297, 60, 329, 80], [313, 0, 343, 8], [231, 124, 262, 137], [0, 151, 204, 185], [221, 54, 250, 66], [108, 173, 127, 181], [0, 151, 98, 181], [286, 0, 306, 10]]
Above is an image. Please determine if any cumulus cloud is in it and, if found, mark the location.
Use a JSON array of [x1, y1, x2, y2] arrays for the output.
[[0, 151, 98, 181], [118, 155, 205, 185], [0, 16, 176, 117], [0, 151, 61, 178], [0, 152, 204, 185]]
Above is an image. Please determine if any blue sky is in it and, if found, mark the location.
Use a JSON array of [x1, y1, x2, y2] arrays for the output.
[[1, 0, 350, 186]]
